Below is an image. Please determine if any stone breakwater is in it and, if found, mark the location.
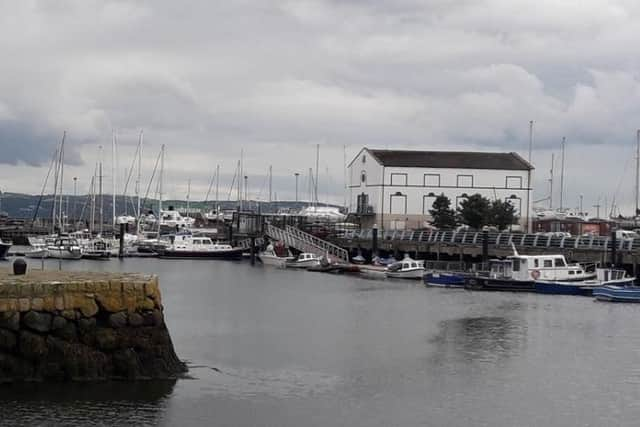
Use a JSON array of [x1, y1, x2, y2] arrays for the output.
[[0, 268, 186, 382]]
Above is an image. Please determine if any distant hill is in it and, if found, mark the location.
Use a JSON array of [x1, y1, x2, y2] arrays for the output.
[[0, 192, 340, 220]]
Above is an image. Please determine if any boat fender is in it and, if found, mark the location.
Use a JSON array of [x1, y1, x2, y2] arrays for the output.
[[531, 270, 540, 280]]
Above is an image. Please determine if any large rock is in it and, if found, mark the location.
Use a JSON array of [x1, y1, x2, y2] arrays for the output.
[[23, 311, 52, 333], [95, 328, 119, 351], [109, 312, 128, 329], [0, 329, 16, 350], [128, 313, 144, 327], [0, 311, 20, 331], [19, 331, 48, 360], [51, 316, 67, 330]]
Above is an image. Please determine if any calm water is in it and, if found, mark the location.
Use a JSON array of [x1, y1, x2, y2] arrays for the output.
[[2, 257, 640, 426]]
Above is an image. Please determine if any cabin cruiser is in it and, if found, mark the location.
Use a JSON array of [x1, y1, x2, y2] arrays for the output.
[[298, 206, 346, 222], [258, 243, 294, 268], [286, 253, 321, 269], [537, 268, 634, 296], [158, 233, 243, 259], [385, 255, 425, 279], [47, 237, 83, 260], [82, 238, 112, 260], [465, 252, 595, 292], [0, 238, 11, 260]]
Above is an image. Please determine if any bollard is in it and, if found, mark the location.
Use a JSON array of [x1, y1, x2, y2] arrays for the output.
[[13, 258, 27, 275], [372, 226, 378, 262], [119, 222, 126, 258]]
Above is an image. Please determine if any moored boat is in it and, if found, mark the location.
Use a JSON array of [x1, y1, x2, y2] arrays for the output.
[[158, 234, 244, 259], [258, 244, 294, 268], [286, 253, 321, 269], [47, 237, 83, 260], [593, 284, 640, 302], [385, 255, 425, 279], [0, 239, 11, 260], [535, 268, 634, 296], [424, 271, 466, 287]]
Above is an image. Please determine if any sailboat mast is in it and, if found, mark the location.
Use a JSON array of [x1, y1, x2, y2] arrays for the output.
[[112, 130, 116, 227], [90, 163, 96, 234], [186, 178, 191, 220], [633, 129, 640, 218], [137, 130, 143, 220], [559, 136, 565, 210], [549, 153, 554, 209], [343, 144, 347, 209], [51, 146, 59, 234], [268, 165, 272, 203], [314, 144, 319, 210], [158, 145, 165, 234], [215, 164, 220, 213], [58, 132, 66, 232], [99, 145, 103, 235]]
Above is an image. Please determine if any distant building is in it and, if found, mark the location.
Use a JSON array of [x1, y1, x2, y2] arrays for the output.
[[347, 148, 534, 231]]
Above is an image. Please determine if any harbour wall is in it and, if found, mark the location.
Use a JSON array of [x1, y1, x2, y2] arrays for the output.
[[0, 268, 186, 382]]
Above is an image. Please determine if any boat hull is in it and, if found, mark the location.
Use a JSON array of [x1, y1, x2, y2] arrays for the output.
[[465, 276, 535, 292], [534, 281, 596, 296], [286, 259, 321, 269], [158, 248, 244, 260], [47, 249, 83, 260], [385, 268, 425, 279], [424, 272, 466, 287], [0, 243, 11, 260], [24, 249, 49, 259], [593, 285, 640, 302], [258, 254, 293, 268]]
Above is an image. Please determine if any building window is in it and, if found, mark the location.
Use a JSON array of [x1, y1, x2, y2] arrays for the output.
[[362, 155, 366, 164], [356, 193, 370, 214], [361, 171, 366, 184], [390, 193, 407, 214], [424, 174, 440, 187], [543, 259, 552, 268], [457, 175, 473, 188], [390, 173, 408, 186], [423, 195, 437, 214], [506, 176, 522, 189]]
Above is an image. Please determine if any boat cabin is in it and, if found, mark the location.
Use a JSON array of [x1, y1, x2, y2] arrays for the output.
[[297, 253, 317, 261], [489, 254, 590, 281]]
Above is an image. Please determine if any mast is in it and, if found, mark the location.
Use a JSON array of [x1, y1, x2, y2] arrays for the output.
[[559, 136, 565, 210], [112, 130, 117, 227], [215, 164, 220, 214], [343, 144, 347, 209], [58, 133, 65, 232], [158, 144, 165, 234], [549, 153, 554, 209], [51, 145, 59, 234], [315, 144, 319, 211], [99, 145, 103, 235], [633, 129, 640, 218], [268, 165, 272, 203], [528, 120, 534, 163], [90, 163, 96, 234], [136, 130, 143, 220], [186, 178, 191, 220], [238, 153, 242, 211]]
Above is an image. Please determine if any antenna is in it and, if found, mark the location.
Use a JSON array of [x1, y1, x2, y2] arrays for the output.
[[559, 136, 565, 210], [636, 129, 639, 217], [549, 153, 554, 209]]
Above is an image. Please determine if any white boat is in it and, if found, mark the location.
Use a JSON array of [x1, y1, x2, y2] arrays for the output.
[[0, 238, 11, 260], [159, 233, 244, 259], [385, 255, 425, 279], [286, 253, 321, 269], [24, 243, 49, 259], [258, 244, 294, 268], [298, 206, 346, 222], [47, 237, 83, 260]]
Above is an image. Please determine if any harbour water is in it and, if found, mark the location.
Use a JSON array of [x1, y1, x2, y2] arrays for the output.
[[2, 258, 640, 426]]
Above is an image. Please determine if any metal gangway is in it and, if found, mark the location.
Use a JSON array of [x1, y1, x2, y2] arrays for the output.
[[265, 224, 349, 263]]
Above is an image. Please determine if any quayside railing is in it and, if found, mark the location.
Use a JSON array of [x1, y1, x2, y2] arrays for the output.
[[338, 229, 639, 252], [264, 223, 349, 263]]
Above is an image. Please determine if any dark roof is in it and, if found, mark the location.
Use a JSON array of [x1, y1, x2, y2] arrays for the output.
[[368, 149, 533, 171]]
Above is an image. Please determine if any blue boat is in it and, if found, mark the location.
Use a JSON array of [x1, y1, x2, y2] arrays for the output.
[[536, 268, 633, 296], [424, 271, 466, 287], [593, 285, 640, 302], [537, 269, 635, 296]]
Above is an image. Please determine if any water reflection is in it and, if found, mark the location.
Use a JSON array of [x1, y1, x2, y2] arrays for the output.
[[0, 380, 176, 425], [430, 316, 526, 364]]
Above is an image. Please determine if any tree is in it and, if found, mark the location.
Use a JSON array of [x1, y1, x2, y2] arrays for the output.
[[457, 194, 491, 229], [490, 199, 517, 230], [428, 193, 457, 229]]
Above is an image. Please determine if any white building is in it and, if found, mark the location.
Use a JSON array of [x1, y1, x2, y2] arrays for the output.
[[348, 148, 534, 231]]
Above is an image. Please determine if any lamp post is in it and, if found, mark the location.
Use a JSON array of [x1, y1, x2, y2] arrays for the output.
[[294, 172, 299, 202]]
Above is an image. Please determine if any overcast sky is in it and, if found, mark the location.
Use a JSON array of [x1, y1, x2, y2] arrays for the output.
[[1, 0, 640, 215]]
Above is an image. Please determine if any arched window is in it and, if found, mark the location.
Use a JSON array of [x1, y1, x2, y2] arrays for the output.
[[361, 171, 366, 184]]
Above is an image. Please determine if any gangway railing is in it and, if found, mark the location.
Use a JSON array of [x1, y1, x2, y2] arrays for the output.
[[264, 223, 349, 263]]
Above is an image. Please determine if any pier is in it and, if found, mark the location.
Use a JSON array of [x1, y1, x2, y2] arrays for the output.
[[0, 268, 186, 382]]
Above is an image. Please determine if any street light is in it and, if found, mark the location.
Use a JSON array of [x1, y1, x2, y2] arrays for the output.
[[294, 173, 300, 202]]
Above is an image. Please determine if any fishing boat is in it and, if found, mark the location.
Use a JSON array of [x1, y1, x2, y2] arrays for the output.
[[258, 244, 294, 268], [0, 238, 11, 260], [47, 237, 83, 260], [385, 255, 425, 279], [286, 253, 321, 269], [424, 271, 466, 287], [535, 268, 634, 296], [158, 234, 243, 259], [464, 248, 595, 292], [372, 255, 396, 266]]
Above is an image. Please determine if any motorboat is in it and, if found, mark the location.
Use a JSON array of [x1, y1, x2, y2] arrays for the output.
[[593, 282, 640, 302], [535, 268, 634, 296], [385, 255, 425, 279], [424, 271, 466, 287], [372, 255, 397, 266], [285, 253, 321, 269], [0, 238, 11, 260], [158, 234, 243, 259], [82, 238, 112, 260], [24, 243, 49, 259], [47, 237, 83, 260], [258, 244, 294, 268], [464, 248, 595, 292]]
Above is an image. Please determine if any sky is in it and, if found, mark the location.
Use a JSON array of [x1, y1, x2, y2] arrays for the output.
[[1, 0, 640, 216]]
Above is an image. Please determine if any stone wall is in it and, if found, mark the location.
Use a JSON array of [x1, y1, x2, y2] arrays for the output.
[[0, 268, 186, 382]]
